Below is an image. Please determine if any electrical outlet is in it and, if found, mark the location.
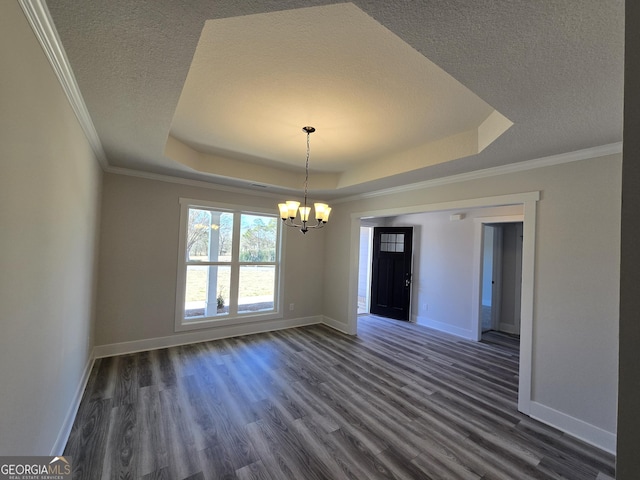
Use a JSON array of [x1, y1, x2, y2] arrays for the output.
[[289, 303, 295, 311], [423, 303, 428, 311]]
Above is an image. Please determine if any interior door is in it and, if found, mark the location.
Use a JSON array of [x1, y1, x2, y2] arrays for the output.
[[370, 227, 413, 321]]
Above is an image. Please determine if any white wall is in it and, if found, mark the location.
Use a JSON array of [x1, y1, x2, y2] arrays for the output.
[[95, 173, 325, 350], [0, 1, 102, 455], [324, 154, 621, 447]]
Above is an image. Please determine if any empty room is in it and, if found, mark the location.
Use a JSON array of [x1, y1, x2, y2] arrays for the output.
[[3, 0, 639, 479]]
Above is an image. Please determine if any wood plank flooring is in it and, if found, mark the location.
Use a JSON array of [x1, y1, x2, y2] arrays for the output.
[[64, 315, 615, 479]]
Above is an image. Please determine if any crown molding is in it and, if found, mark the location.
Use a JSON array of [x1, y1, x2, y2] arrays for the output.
[[19, 0, 108, 168], [333, 142, 622, 204]]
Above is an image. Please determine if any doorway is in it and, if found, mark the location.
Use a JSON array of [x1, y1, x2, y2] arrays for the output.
[[357, 226, 373, 314], [349, 194, 538, 416], [480, 222, 523, 336]]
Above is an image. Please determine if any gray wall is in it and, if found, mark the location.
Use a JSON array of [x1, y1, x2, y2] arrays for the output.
[[0, 1, 102, 454], [324, 155, 621, 441], [96, 173, 325, 346]]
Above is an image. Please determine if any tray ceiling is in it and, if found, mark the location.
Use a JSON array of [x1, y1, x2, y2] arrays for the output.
[[44, 0, 624, 199]]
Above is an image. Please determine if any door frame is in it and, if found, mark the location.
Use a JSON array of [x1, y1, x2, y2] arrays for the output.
[[348, 191, 538, 415]]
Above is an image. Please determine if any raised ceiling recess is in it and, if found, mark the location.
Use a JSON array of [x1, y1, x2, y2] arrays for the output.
[[166, 3, 512, 193]]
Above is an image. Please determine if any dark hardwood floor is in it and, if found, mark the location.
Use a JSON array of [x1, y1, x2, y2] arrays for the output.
[[64, 315, 615, 479]]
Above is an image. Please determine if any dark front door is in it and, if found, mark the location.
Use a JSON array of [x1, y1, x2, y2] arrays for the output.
[[370, 227, 413, 321]]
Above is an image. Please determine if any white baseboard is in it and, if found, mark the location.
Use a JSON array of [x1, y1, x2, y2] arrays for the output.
[[322, 316, 355, 335], [50, 352, 95, 455], [93, 316, 323, 358], [414, 315, 476, 340], [529, 401, 616, 454]]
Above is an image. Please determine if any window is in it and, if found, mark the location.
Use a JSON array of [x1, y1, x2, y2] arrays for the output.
[[175, 199, 282, 331], [380, 233, 405, 252]]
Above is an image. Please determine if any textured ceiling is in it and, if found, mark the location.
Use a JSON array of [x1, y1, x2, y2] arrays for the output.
[[45, 0, 624, 199]]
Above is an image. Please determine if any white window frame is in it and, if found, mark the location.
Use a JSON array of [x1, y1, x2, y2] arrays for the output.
[[175, 198, 284, 332]]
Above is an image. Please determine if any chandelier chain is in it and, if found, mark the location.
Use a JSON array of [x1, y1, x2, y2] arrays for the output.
[[304, 130, 310, 208]]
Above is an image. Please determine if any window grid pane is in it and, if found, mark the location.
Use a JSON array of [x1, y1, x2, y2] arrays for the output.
[[186, 209, 234, 262], [238, 265, 275, 313], [239, 214, 277, 262], [184, 265, 230, 318], [180, 204, 280, 325], [380, 233, 404, 253]]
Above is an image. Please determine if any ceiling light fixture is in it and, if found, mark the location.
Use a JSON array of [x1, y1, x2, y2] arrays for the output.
[[278, 126, 331, 234]]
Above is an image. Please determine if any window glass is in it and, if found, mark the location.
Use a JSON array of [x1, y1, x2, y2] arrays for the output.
[[380, 232, 404, 253], [239, 214, 277, 262], [186, 209, 233, 262], [184, 265, 230, 318], [238, 265, 275, 313]]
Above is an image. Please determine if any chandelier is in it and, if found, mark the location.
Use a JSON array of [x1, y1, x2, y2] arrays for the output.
[[278, 126, 331, 234]]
